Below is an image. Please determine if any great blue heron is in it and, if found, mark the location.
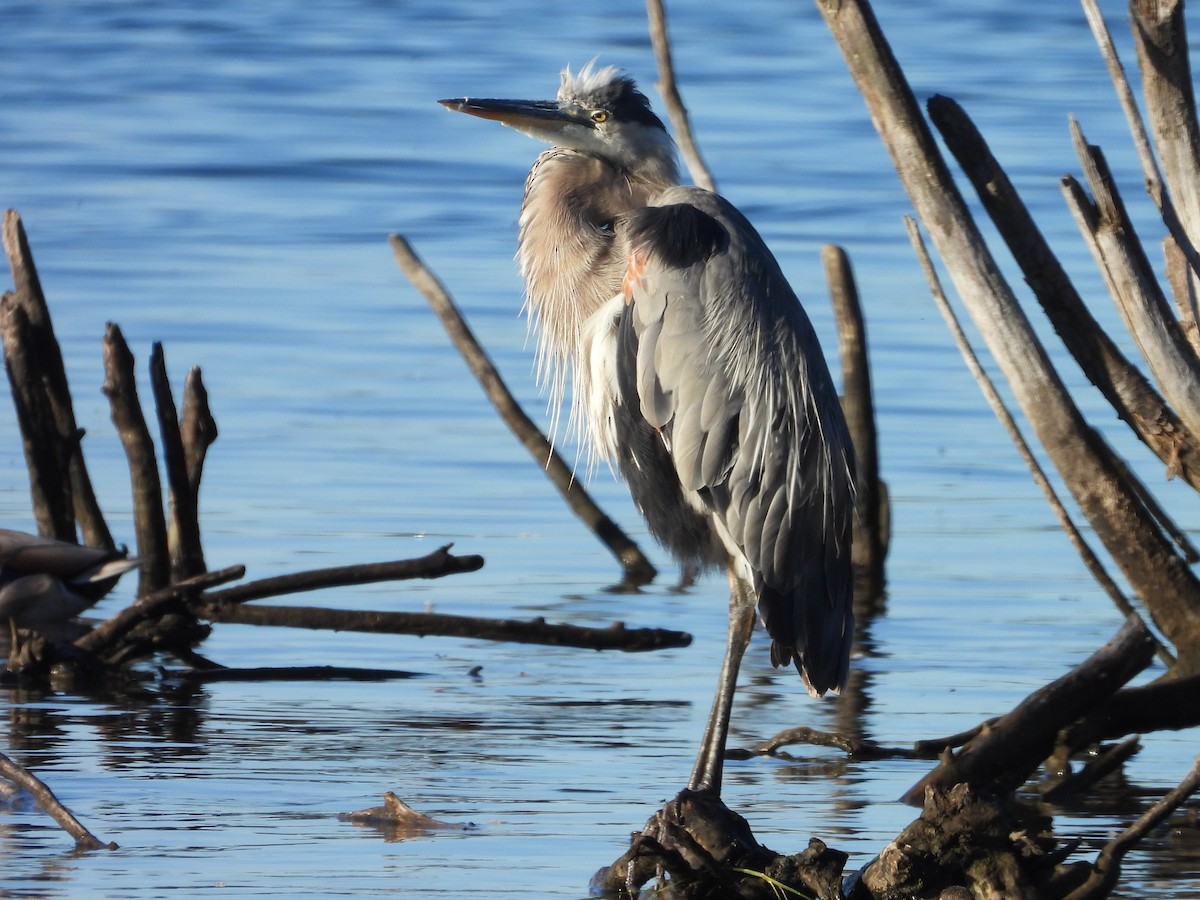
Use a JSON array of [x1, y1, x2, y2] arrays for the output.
[[440, 63, 854, 796]]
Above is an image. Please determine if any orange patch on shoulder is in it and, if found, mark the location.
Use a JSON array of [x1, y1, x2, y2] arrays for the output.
[[622, 249, 647, 305]]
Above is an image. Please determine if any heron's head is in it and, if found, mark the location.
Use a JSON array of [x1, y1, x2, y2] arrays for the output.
[[440, 63, 679, 186]]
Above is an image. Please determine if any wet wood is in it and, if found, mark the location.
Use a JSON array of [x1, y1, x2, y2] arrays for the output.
[[180, 366, 217, 498], [177, 665, 422, 683], [596, 789, 848, 900], [928, 95, 1200, 491], [102, 323, 172, 595], [390, 233, 657, 588], [0, 749, 117, 851], [151, 343, 207, 581], [1, 300, 75, 541], [202, 602, 692, 653], [338, 792, 474, 834], [74, 565, 245, 658]]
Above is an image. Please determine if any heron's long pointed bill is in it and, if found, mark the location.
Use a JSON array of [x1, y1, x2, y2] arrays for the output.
[[438, 97, 578, 141]]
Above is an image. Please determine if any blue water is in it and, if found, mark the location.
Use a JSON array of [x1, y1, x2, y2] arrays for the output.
[[2, 0, 1198, 896]]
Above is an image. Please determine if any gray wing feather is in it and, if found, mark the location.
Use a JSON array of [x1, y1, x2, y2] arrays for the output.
[[621, 186, 855, 696]]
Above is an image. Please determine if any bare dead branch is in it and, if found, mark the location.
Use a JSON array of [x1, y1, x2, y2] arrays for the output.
[[905, 217, 1167, 651], [1065, 670, 1200, 750], [0, 750, 117, 851], [755, 726, 920, 760], [389, 233, 656, 588], [202, 602, 692, 653], [1042, 736, 1141, 802], [1165, 236, 1200, 357], [644, 0, 716, 192], [176, 665, 422, 683], [102, 323, 171, 595], [928, 94, 1200, 491], [2, 298, 75, 540], [197, 546, 483, 606], [1126, 0, 1200, 329]]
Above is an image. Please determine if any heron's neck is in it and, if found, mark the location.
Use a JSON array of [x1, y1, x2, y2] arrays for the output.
[[517, 149, 669, 429]]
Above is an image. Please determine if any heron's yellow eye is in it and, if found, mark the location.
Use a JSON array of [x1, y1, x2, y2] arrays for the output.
[[591, 110, 609, 124]]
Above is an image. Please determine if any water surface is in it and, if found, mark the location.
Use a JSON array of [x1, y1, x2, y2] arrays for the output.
[[2, 1, 1198, 896]]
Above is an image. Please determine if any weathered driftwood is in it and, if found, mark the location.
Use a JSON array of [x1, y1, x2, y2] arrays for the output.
[[389, 233, 657, 588], [2, 210, 112, 550], [902, 616, 1156, 805], [0, 750, 117, 851], [1064, 119, 1200, 440], [927, 95, 1200, 490], [645, 0, 716, 193], [1125, 0, 1200, 333], [824, 244, 888, 602], [102, 323, 171, 595], [904, 215, 1168, 657], [815, 0, 1200, 672]]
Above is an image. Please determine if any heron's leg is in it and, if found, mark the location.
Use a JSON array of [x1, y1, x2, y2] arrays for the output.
[[687, 573, 756, 795]]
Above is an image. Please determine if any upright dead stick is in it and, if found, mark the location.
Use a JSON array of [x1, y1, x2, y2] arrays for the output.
[[823, 245, 886, 600], [151, 344, 206, 581], [390, 234, 656, 587], [901, 615, 1156, 805], [102, 323, 171, 595], [2, 210, 112, 549], [1, 299, 75, 540], [0, 751, 117, 851], [644, 0, 716, 192]]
